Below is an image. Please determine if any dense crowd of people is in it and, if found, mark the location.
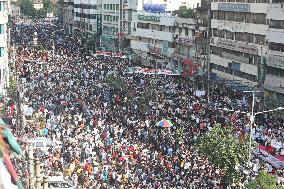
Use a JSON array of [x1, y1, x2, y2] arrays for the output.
[[6, 20, 284, 189]]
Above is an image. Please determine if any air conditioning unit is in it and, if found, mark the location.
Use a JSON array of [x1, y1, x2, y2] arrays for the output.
[[132, 28, 136, 31]]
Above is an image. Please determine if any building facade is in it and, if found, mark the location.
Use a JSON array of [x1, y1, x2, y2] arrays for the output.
[[101, 0, 122, 50], [210, 1, 269, 86], [73, 0, 102, 52], [0, 0, 9, 94], [130, 12, 177, 68], [172, 17, 198, 74], [62, 0, 74, 35], [264, 3, 284, 108]]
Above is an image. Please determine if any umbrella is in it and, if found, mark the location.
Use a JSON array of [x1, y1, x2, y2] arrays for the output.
[[156, 119, 173, 128]]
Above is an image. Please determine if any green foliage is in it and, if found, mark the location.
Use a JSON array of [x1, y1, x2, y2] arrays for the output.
[[246, 171, 284, 189], [17, 0, 56, 18], [196, 123, 251, 186], [105, 73, 127, 90], [18, 0, 36, 17], [7, 77, 17, 99], [174, 6, 197, 19]]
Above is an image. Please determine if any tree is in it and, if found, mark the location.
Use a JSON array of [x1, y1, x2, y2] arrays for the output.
[[246, 171, 284, 189], [105, 73, 127, 91], [17, 0, 36, 17], [195, 123, 251, 186], [174, 6, 197, 19]]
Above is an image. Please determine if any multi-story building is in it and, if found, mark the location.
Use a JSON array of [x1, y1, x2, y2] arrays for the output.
[[62, 0, 74, 35], [0, 0, 9, 94], [172, 17, 198, 74], [73, 0, 102, 52], [209, 1, 269, 86], [264, 3, 284, 108], [101, 0, 123, 50], [130, 11, 176, 68]]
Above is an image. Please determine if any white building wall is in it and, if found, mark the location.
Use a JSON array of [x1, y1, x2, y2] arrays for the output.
[[265, 3, 284, 95], [211, 19, 268, 36], [0, 0, 9, 94]]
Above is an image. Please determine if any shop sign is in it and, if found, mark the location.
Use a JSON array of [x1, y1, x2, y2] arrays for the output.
[[264, 74, 284, 89], [267, 53, 284, 69], [216, 38, 258, 55], [138, 14, 160, 22], [218, 3, 250, 12], [222, 52, 249, 64]]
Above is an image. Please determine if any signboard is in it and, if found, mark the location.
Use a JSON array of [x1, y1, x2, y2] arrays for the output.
[[217, 20, 247, 33], [264, 74, 284, 89], [267, 53, 284, 69], [215, 38, 258, 55], [138, 14, 160, 22], [218, 3, 250, 12], [125, 67, 180, 76], [222, 52, 249, 64]]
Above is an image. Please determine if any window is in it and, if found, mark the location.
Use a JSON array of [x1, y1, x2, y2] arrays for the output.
[[225, 12, 234, 21], [0, 47, 4, 57], [212, 28, 217, 37], [0, 24, 3, 34], [226, 30, 233, 40], [107, 4, 109, 10], [137, 22, 150, 29], [255, 34, 265, 45], [110, 4, 112, 10], [104, 4, 106, 9], [0, 1, 5, 11], [185, 28, 188, 36], [270, 19, 283, 29], [116, 16, 119, 22], [116, 4, 119, 10]]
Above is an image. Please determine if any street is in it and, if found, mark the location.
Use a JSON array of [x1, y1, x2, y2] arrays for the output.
[[5, 20, 284, 189]]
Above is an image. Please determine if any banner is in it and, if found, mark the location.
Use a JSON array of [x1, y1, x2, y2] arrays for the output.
[[125, 67, 180, 76]]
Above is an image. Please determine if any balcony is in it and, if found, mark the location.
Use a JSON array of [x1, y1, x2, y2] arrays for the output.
[[266, 50, 284, 69], [266, 28, 284, 44], [175, 36, 194, 46], [264, 74, 284, 94], [211, 19, 268, 36], [133, 28, 174, 42], [131, 40, 174, 57]]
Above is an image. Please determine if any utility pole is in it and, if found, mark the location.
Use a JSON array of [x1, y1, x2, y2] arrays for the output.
[[35, 158, 41, 189], [28, 144, 34, 189], [206, 2, 211, 103], [43, 176, 48, 189]]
